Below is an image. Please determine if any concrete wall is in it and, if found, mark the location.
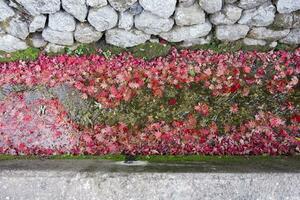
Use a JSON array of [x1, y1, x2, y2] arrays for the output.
[[0, 0, 300, 53]]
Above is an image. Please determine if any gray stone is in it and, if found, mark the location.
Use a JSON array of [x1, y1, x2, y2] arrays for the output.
[[128, 2, 143, 15], [5, 15, 29, 40], [44, 43, 65, 53], [51, 84, 98, 123], [48, 11, 76, 32], [42, 28, 74, 46], [243, 38, 266, 46], [159, 21, 212, 42], [181, 34, 212, 47], [199, 0, 223, 14], [276, 0, 300, 14], [216, 24, 250, 41], [272, 14, 294, 29], [293, 11, 300, 28], [179, 0, 195, 7], [149, 38, 160, 43], [88, 6, 118, 32], [225, 0, 237, 3], [210, 4, 242, 25], [87, 0, 107, 7], [15, 0, 60, 16], [118, 11, 134, 30], [174, 4, 206, 26], [0, 160, 300, 200], [0, 34, 28, 52], [0, 0, 15, 22], [269, 41, 278, 48], [29, 33, 47, 48], [238, 0, 268, 9], [108, 0, 137, 12], [139, 0, 177, 18], [8, 0, 18, 8], [29, 15, 47, 33], [62, 0, 88, 22], [238, 2, 276, 27], [280, 28, 300, 44], [248, 27, 290, 41], [105, 28, 150, 48], [0, 26, 5, 34], [74, 23, 103, 43], [135, 11, 174, 35]]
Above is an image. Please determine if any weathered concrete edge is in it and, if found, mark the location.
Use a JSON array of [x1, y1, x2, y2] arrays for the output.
[[1, 171, 300, 200], [0, 160, 300, 200]]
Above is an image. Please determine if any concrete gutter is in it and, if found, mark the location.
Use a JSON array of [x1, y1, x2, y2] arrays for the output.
[[0, 160, 300, 200]]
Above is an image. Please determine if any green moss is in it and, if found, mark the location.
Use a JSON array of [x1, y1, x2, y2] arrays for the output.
[[0, 47, 40, 63], [1, 154, 299, 165], [66, 44, 98, 56], [129, 42, 172, 60], [97, 43, 125, 58], [81, 83, 294, 132]]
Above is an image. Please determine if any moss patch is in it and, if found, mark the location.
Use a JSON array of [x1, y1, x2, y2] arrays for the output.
[[82, 84, 297, 131], [1, 154, 299, 165], [129, 42, 171, 60], [0, 47, 40, 63], [0, 41, 298, 63]]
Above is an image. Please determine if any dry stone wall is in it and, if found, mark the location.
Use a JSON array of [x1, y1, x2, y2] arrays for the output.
[[0, 0, 299, 52]]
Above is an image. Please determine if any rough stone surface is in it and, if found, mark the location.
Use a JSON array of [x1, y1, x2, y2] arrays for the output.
[[42, 28, 74, 46], [29, 15, 47, 33], [225, 0, 237, 3], [74, 23, 103, 43], [238, 0, 268, 9], [29, 33, 47, 48], [276, 0, 300, 14], [0, 27, 5, 34], [0, 160, 300, 200], [87, 0, 107, 8], [293, 11, 300, 28], [159, 21, 212, 42], [179, 0, 195, 7], [280, 28, 300, 44], [181, 34, 212, 47], [0, 0, 15, 22], [174, 4, 206, 26], [15, 0, 61, 16], [269, 41, 278, 48], [210, 4, 242, 25], [48, 11, 76, 32], [105, 28, 150, 48], [118, 11, 134, 30], [0, 34, 28, 52], [139, 0, 177, 18], [216, 24, 250, 41], [5, 15, 29, 40], [272, 13, 294, 29], [0, 0, 299, 52], [44, 43, 65, 53], [51, 84, 96, 123], [238, 2, 276, 27], [199, 0, 223, 14], [243, 38, 266, 46], [88, 6, 118, 32], [128, 2, 143, 15], [108, 0, 137, 12], [135, 11, 174, 35], [62, 0, 88, 22], [248, 27, 290, 41]]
